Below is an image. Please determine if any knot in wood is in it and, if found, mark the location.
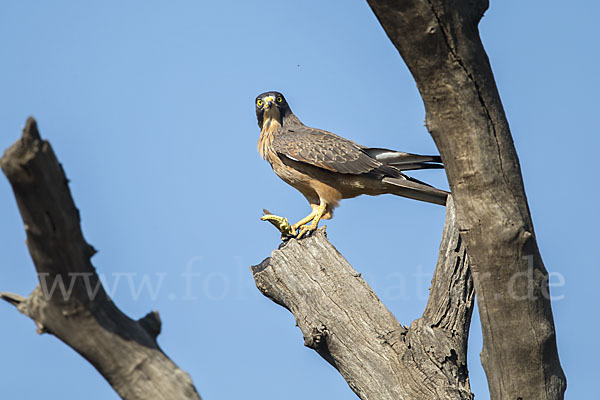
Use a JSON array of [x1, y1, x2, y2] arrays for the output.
[[304, 324, 328, 350]]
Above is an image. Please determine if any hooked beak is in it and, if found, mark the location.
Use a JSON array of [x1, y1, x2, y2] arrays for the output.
[[263, 96, 275, 109]]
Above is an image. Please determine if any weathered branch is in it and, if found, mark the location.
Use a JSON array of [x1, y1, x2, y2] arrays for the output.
[[365, 0, 566, 398], [252, 197, 474, 399], [0, 118, 201, 400]]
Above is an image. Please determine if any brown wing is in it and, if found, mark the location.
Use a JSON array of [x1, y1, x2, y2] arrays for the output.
[[271, 126, 383, 175]]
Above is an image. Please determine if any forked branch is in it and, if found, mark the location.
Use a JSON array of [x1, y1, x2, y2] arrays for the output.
[[366, 1, 566, 398], [252, 197, 474, 399]]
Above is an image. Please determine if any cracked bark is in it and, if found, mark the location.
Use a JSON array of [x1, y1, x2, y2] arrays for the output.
[[0, 118, 201, 400], [365, 0, 566, 398], [252, 196, 475, 399]]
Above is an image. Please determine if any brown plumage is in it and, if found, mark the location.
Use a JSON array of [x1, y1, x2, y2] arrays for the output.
[[255, 91, 449, 238]]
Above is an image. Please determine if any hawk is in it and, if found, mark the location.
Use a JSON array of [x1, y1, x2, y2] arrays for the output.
[[256, 91, 448, 238]]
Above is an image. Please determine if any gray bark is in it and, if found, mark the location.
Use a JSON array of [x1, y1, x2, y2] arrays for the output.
[[0, 118, 201, 400], [365, 0, 566, 398], [252, 196, 475, 399]]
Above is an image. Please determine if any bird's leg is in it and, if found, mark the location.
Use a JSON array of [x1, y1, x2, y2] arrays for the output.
[[291, 208, 317, 233], [296, 203, 326, 239]]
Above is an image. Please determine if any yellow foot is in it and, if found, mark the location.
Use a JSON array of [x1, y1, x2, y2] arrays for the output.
[[296, 224, 314, 239], [261, 209, 297, 238], [294, 203, 326, 239], [296, 219, 324, 239], [291, 220, 312, 238]]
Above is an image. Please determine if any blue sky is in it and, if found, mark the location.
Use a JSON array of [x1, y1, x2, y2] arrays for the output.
[[0, 1, 597, 398]]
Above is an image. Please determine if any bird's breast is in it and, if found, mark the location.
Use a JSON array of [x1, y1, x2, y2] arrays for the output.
[[258, 118, 282, 161]]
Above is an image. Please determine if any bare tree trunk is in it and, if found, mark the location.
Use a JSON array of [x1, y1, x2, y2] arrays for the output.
[[0, 118, 201, 400], [252, 197, 475, 399], [365, 0, 566, 398]]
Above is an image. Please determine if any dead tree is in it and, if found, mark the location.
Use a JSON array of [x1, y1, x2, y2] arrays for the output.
[[252, 1, 566, 399], [0, 118, 201, 400], [253, 198, 474, 399], [1, 1, 566, 399]]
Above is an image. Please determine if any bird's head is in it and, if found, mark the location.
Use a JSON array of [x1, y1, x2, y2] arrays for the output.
[[255, 91, 291, 129]]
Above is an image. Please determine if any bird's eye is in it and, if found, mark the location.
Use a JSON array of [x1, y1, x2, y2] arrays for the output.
[[257, 99, 263, 107], [276, 96, 283, 103]]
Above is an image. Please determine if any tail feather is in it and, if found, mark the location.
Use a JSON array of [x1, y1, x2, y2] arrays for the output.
[[364, 148, 443, 171], [382, 176, 448, 206], [386, 162, 444, 171]]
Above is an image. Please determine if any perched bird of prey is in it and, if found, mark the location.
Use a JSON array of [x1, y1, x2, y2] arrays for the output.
[[256, 91, 448, 238]]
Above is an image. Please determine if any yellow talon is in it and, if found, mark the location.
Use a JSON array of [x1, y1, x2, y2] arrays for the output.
[[261, 203, 326, 240], [293, 203, 327, 239], [296, 225, 311, 239]]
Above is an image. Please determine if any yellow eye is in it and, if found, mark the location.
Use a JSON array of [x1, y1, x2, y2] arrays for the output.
[[257, 99, 263, 107], [276, 96, 283, 103]]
